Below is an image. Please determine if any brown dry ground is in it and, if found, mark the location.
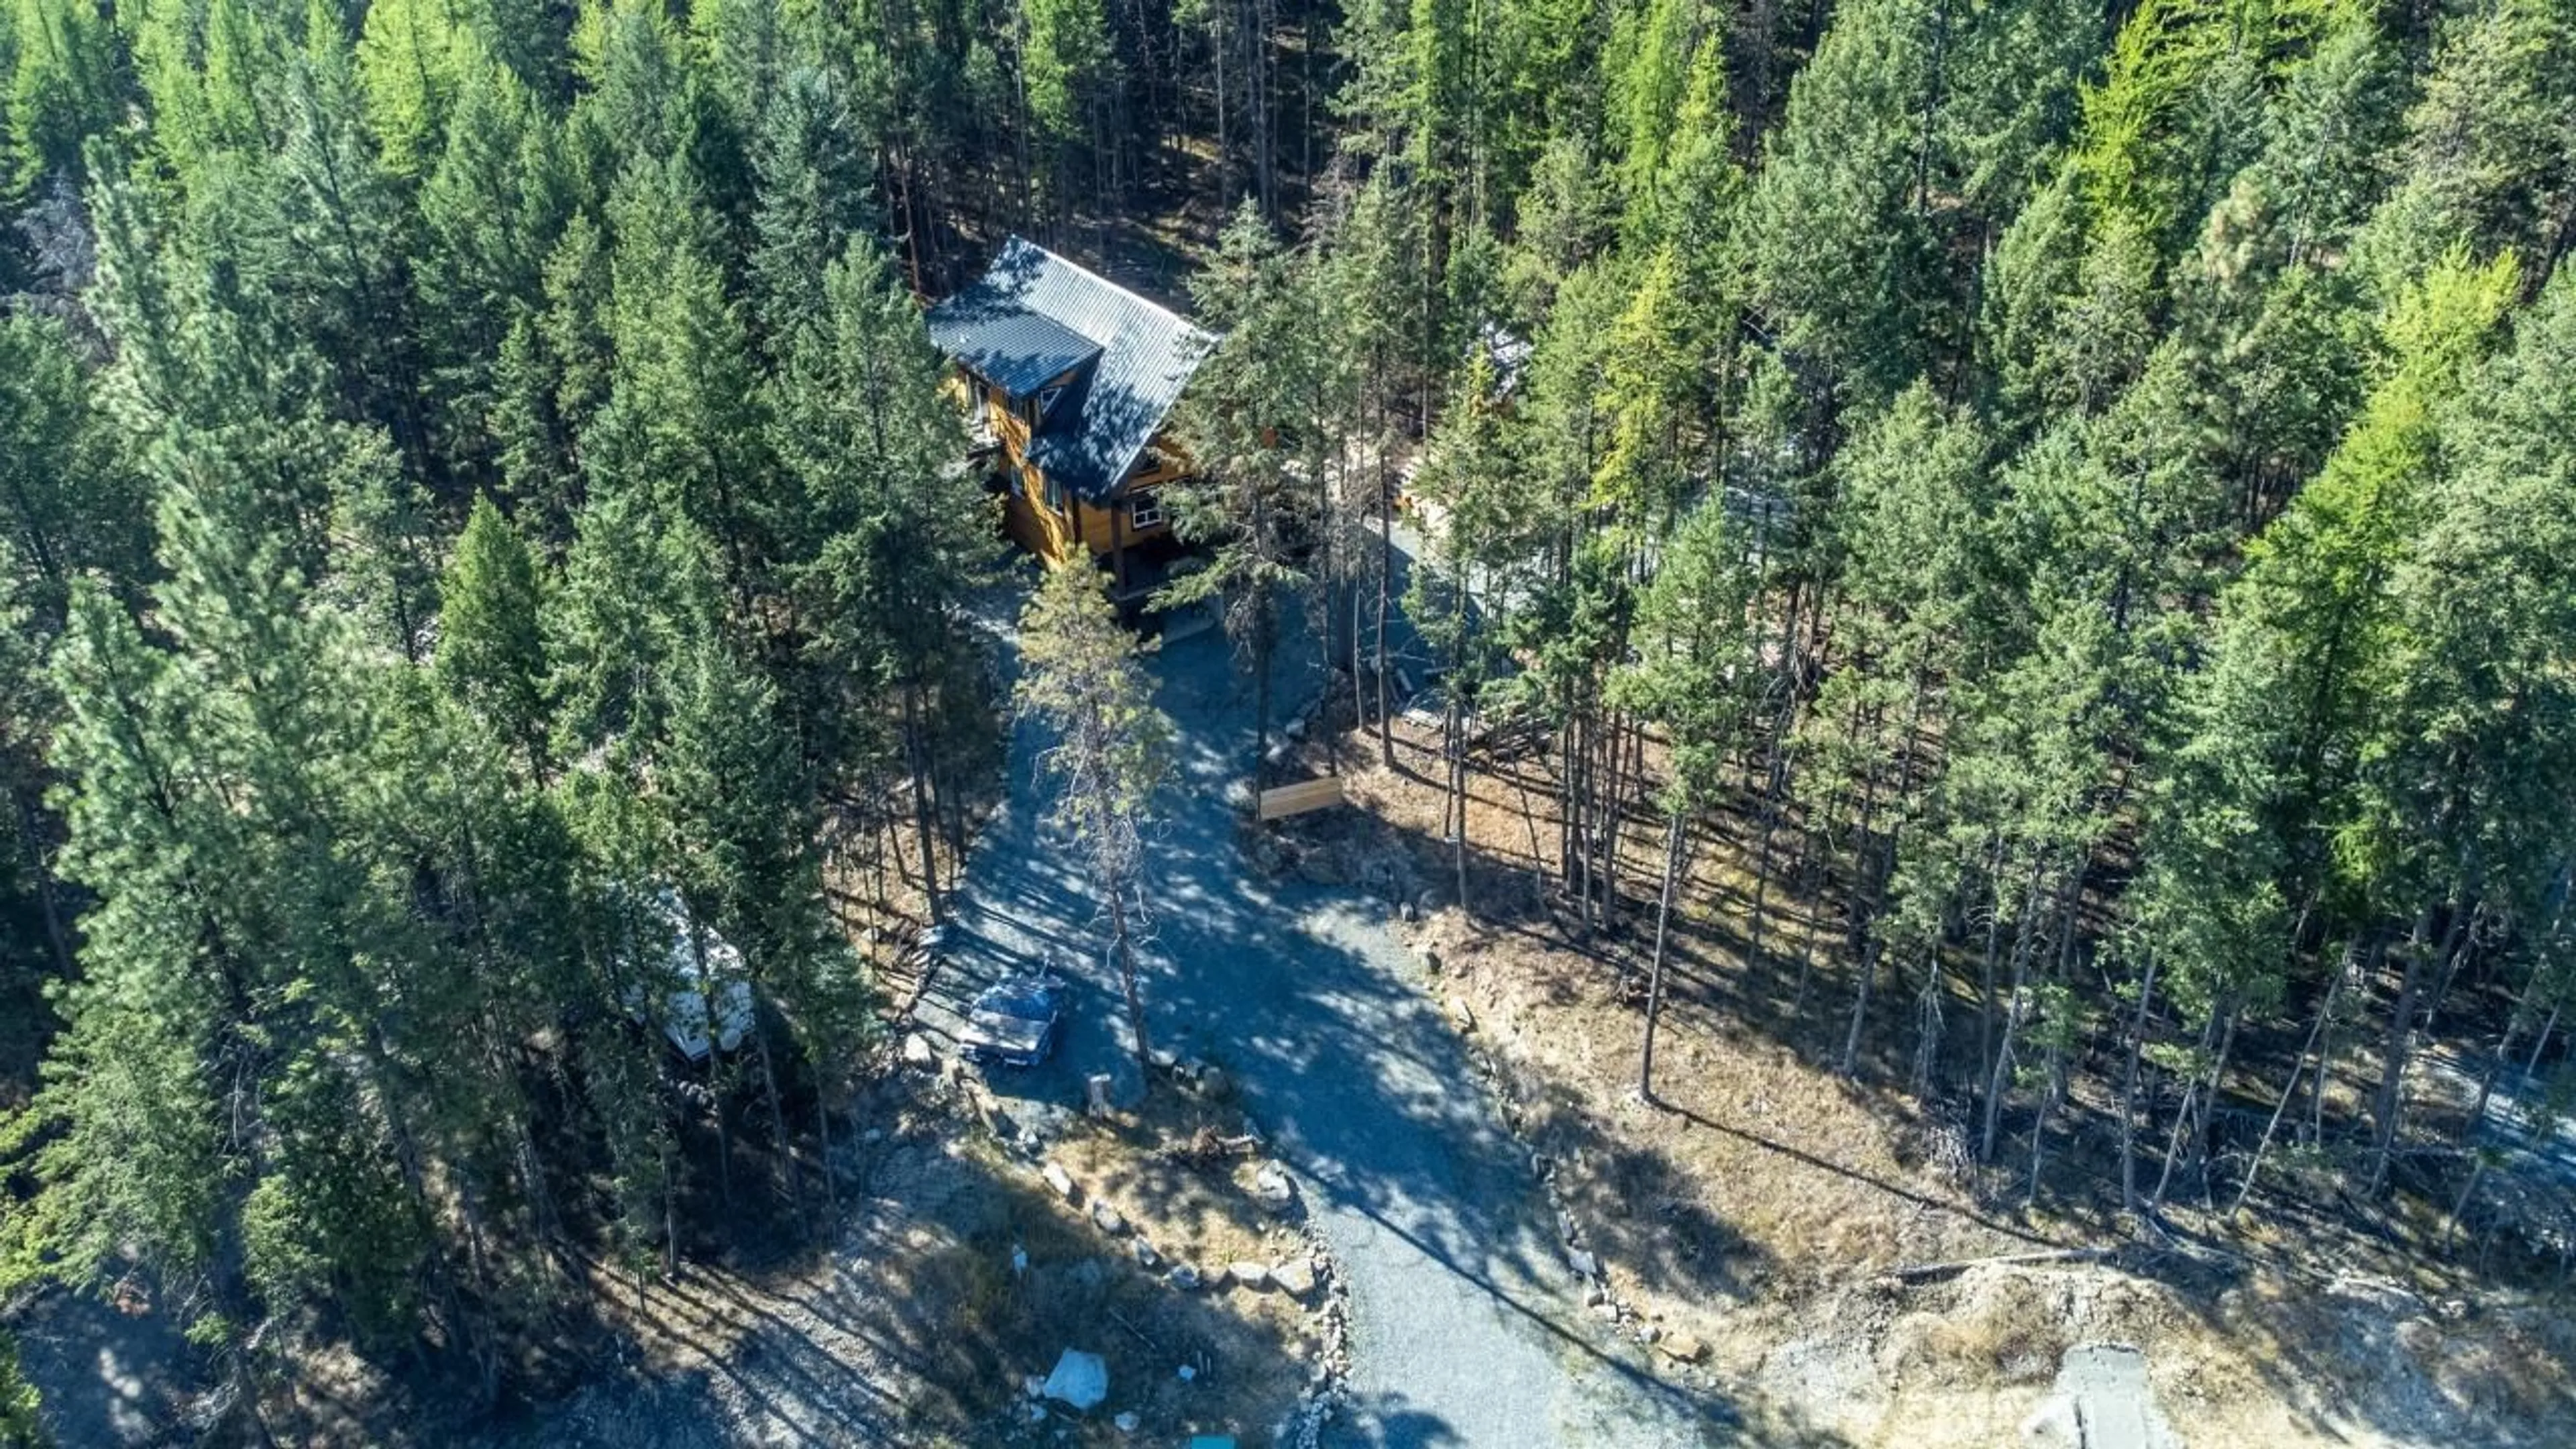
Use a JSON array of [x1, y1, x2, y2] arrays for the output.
[[224, 1067, 1319, 1448], [1269, 718, 2576, 1448]]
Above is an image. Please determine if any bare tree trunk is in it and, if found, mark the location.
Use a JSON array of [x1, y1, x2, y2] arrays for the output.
[[2368, 907, 2438, 1195], [2119, 948, 2160, 1212], [1109, 881, 1152, 1076], [902, 679, 944, 921], [2233, 947, 2348, 1216], [1641, 810, 1685, 1102], [1979, 860, 2053, 1163]]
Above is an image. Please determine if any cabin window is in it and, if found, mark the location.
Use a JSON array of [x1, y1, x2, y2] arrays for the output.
[[1128, 490, 1165, 530], [1037, 384, 1066, 419], [1043, 475, 1066, 514]]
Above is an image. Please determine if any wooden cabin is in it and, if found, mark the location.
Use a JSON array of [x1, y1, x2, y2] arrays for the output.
[[926, 239, 1218, 603]]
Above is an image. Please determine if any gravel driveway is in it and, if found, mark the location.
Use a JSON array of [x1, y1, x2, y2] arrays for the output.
[[918, 574, 1729, 1447]]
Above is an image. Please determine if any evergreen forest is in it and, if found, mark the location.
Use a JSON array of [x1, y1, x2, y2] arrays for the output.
[[0, 0, 2573, 1435]]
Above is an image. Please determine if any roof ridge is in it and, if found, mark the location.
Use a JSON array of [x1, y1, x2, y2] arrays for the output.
[[1003, 233, 1214, 341]]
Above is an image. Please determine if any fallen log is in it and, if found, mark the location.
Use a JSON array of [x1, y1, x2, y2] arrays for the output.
[[1883, 1246, 2112, 1285]]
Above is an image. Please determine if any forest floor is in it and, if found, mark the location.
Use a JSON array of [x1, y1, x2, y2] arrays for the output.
[[15, 1061, 1320, 1448], [1273, 714, 2576, 1447]]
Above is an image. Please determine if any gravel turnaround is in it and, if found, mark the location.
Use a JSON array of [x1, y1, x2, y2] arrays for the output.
[[920, 581, 1733, 1448]]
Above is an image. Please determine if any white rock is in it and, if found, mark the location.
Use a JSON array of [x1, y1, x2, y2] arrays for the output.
[[1093, 1201, 1129, 1235], [1271, 1258, 1318, 1297], [901, 1033, 936, 1068], [1131, 1238, 1161, 1268], [1042, 1163, 1077, 1200], [1657, 1332, 1707, 1364], [1042, 1349, 1110, 1411], [1252, 1162, 1297, 1214], [1229, 1260, 1272, 1290], [1167, 1263, 1201, 1290], [2020, 1395, 2079, 1448], [1022, 1375, 1046, 1400]]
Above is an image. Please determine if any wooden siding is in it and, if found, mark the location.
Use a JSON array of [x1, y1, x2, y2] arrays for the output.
[[959, 366, 1187, 564]]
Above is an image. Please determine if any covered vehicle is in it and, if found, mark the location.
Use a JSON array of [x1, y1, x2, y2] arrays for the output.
[[616, 888, 755, 1063], [959, 974, 1065, 1067]]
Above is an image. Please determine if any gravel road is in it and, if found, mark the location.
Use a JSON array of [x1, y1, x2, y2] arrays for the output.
[[919, 577, 1730, 1447]]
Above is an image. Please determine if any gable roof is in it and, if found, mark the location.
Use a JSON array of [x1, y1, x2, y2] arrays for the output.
[[926, 237, 1218, 502]]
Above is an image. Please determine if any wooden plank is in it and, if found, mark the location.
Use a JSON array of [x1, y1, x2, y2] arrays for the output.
[[1256, 777, 1346, 820]]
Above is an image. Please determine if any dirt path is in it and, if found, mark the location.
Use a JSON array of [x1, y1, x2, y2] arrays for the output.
[[920, 586, 1729, 1446]]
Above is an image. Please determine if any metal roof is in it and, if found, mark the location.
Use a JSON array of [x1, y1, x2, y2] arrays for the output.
[[932, 309, 1099, 398], [926, 237, 1218, 503]]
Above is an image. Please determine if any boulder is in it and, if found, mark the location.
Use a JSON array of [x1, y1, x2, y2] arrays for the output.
[[1130, 1238, 1161, 1269], [1252, 1162, 1297, 1214], [1271, 1259, 1318, 1297], [1566, 1248, 1599, 1283], [1092, 1202, 1129, 1236], [1114, 1409, 1141, 1433], [1042, 1163, 1077, 1201], [1042, 1349, 1110, 1411], [2019, 1396, 2079, 1448], [900, 1033, 936, 1068], [1167, 1263, 1202, 1291], [1657, 1332, 1707, 1364], [1228, 1261, 1273, 1291]]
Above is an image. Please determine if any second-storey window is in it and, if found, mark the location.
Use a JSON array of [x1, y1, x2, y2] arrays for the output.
[[1128, 490, 1165, 530]]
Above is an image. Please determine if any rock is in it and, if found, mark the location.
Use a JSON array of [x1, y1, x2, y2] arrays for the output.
[[1195, 1067, 1229, 1098], [1657, 1332, 1707, 1364], [1228, 1260, 1272, 1291], [1639, 1325, 1662, 1345], [1114, 1410, 1140, 1434], [1042, 1349, 1109, 1411], [1042, 1163, 1077, 1201], [1557, 1209, 1580, 1244], [1567, 1248, 1599, 1282], [1012, 1245, 1029, 1275], [1092, 1202, 1129, 1236], [1419, 949, 1441, 974], [1252, 1163, 1297, 1214], [2019, 1396, 2079, 1448], [1148, 1046, 1180, 1071], [1585, 1282, 1607, 1307], [1594, 1299, 1621, 1322], [1131, 1238, 1161, 1269], [1167, 1263, 1201, 1291], [1446, 996, 1477, 1032], [1271, 1258, 1318, 1297], [1399, 900, 1418, 924], [1085, 1073, 1116, 1117], [1022, 1375, 1046, 1400], [901, 1033, 936, 1068], [861, 1127, 886, 1145], [1025, 1402, 1048, 1424], [1177, 1364, 1197, 1382]]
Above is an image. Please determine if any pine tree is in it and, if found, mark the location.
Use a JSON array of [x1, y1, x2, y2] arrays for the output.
[[1017, 560, 1175, 1078]]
